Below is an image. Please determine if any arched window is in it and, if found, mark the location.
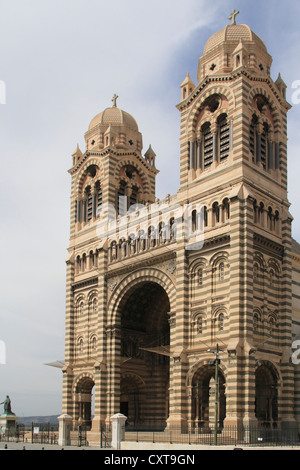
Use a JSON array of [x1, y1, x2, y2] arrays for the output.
[[218, 313, 224, 331], [274, 210, 280, 234], [219, 262, 225, 281], [198, 268, 203, 286], [253, 199, 258, 223], [267, 206, 273, 230], [204, 206, 208, 227], [260, 122, 270, 170], [85, 186, 93, 222], [253, 312, 259, 332], [212, 202, 220, 225], [78, 338, 84, 354], [269, 269, 275, 286], [129, 185, 139, 208], [76, 255, 81, 274], [253, 263, 259, 282], [218, 114, 230, 162], [268, 316, 275, 335], [192, 210, 197, 232], [197, 316, 203, 335], [222, 198, 230, 221], [117, 180, 127, 215], [82, 253, 87, 271], [95, 181, 102, 217]]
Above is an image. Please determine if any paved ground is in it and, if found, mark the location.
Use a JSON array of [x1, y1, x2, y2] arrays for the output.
[[0, 442, 105, 451], [1, 441, 300, 451]]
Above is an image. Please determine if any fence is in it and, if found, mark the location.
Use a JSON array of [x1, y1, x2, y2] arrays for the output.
[[0, 422, 59, 445], [121, 424, 300, 448]]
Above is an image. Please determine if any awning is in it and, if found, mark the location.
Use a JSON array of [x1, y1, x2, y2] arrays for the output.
[[44, 360, 65, 369], [139, 345, 171, 357]]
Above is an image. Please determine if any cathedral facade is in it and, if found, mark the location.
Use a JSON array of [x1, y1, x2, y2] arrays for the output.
[[61, 14, 300, 436]]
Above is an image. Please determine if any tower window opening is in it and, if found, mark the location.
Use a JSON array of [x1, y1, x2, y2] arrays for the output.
[[261, 123, 270, 170], [96, 183, 103, 215], [87, 194, 93, 221], [212, 202, 220, 225], [219, 262, 225, 281], [117, 181, 127, 215], [198, 268, 203, 286], [129, 186, 139, 208], [218, 115, 230, 162], [202, 122, 213, 168]]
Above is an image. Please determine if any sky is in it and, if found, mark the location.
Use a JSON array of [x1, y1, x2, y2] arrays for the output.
[[1, 0, 300, 417]]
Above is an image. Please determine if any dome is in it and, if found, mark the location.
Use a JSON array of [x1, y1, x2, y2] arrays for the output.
[[88, 106, 139, 132], [204, 24, 267, 54]]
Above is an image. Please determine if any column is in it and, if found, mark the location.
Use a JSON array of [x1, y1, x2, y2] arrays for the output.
[[82, 200, 87, 223], [196, 140, 202, 169], [189, 141, 195, 170], [58, 414, 73, 447], [212, 130, 218, 163], [111, 414, 127, 450], [76, 200, 81, 223], [268, 133, 274, 170], [167, 239, 189, 430]]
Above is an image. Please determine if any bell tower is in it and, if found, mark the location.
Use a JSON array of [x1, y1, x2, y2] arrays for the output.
[[176, 13, 295, 429]]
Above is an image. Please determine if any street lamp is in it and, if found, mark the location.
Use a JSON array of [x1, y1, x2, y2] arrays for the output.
[[207, 344, 222, 446]]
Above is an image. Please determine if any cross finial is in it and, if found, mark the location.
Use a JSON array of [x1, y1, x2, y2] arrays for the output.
[[229, 9, 240, 25], [112, 94, 119, 107]]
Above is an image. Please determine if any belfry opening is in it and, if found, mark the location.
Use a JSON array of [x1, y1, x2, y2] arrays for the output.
[[119, 282, 170, 428]]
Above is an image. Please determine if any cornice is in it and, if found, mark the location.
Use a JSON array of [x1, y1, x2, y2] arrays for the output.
[[72, 276, 98, 291], [69, 148, 158, 176], [253, 232, 284, 258], [176, 70, 291, 113], [106, 250, 176, 280]]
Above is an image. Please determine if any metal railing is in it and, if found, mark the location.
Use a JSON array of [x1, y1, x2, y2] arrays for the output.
[[119, 424, 300, 447]]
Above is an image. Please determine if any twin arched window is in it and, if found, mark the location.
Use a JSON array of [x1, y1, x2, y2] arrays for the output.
[[189, 113, 231, 170], [250, 109, 280, 171]]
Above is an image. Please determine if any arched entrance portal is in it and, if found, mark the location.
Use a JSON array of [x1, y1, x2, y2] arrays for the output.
[[255, 362, 279, 427], [191, 364, 226, 430], [120, 282, 170, 428], [75, 376, 95, 430]]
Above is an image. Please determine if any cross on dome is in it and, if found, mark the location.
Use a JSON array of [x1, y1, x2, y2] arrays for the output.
[[228, 9, 240, 25], [112, 94, 119, 107]]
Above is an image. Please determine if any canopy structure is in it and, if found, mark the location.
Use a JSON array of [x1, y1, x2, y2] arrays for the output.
[[139, 345, 171, 357], [44, 360, 65, 369]]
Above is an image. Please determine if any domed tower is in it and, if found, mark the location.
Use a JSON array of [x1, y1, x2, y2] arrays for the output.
[[63, 97, 159, 432], [176, 11, 295, 431], [69, 97, 158, 236]]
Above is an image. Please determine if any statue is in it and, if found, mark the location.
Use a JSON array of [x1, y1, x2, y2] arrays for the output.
[[0, 396, 14, 415]]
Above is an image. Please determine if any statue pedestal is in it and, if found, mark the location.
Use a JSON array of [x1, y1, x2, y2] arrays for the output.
[[0, 414, 18, 435]]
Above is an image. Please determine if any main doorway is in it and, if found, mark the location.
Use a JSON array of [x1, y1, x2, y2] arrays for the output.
[[119, 281, 170, 428]]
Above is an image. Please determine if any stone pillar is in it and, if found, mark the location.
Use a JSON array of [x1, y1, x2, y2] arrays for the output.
[[0, 414, 18, 435], [58, 414, 73, 447], [111, 413, 127, 450]]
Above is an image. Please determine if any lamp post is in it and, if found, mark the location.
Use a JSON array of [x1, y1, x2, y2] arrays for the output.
[[208, 344, 221, 446]]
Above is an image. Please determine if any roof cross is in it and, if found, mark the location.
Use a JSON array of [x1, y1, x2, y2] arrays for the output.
[[229, 9, 240, 25], [112, 94, 119, 107]]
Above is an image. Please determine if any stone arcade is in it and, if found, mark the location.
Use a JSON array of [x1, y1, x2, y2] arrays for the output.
[[60, 14, 300, 441]]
